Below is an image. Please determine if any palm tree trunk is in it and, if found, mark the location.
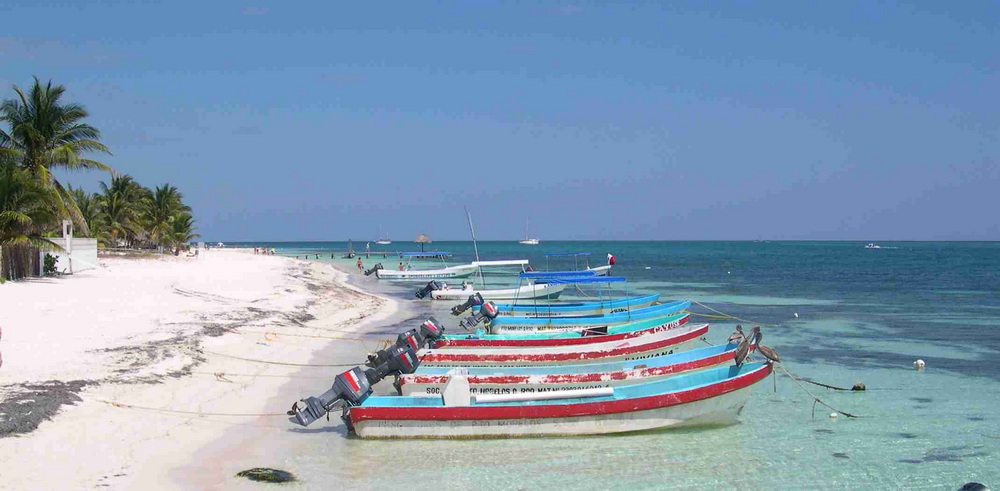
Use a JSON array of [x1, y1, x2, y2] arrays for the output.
[[1, 244, 40, 280]]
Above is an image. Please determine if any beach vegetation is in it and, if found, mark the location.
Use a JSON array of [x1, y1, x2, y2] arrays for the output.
[[0, 77, 111, 236], [0, 77, 198, 280], [0, 161, 61, 280]]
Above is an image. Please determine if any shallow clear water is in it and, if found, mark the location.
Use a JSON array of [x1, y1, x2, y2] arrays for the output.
[[232, 241, 1000, 489]]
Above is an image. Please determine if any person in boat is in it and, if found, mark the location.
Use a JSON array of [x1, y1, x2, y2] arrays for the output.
[[365, 242, 371, 258], [356, 257, 363, 273], [607, 253, 616, 266], [398, 262, 405, 271]]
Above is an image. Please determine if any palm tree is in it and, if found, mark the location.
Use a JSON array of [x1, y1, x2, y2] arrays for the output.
[[0, 162, 60, 280], [0, 77, 111, 234], [66, 184, 109, 246], [146, 184, 189, 250], [98, 175, 147, 247], [169, 212, 199, 255]]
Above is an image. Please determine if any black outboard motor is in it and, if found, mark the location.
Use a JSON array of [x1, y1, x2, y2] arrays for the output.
[[290, 366, 371, 427], [450, 292, 485, 316], [419, 317, 444, 342], [367, 318, 445, 366], [458, 301, 500, 330], [414, 281, 444, 299], [363, 263, 383, 276], [291, 345, 419, 428]]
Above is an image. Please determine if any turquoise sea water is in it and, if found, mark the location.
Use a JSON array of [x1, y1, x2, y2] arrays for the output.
[[230, 241, 1000, 489]]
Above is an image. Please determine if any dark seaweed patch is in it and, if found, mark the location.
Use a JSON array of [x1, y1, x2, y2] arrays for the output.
[[896, 433, 918, 439], [968, 417, 986, 421], [910, 397, 933, 403], [236, 468, 296, 483], [832, 452, 849, 459], [814, 429, 834, 434]]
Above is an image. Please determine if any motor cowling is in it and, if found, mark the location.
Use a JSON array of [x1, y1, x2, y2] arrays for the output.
[[450, 292, 485, 316], [414, 280, 444, 299], [458, 301, 500, 330], [420, 317, 444, 341], [365, 345, 420, 381], [364, 263, 383, 276], [397, 329, 423, 352]]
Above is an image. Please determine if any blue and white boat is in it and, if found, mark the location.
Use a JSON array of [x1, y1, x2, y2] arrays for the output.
[[487, 300, 690, 333], [490, 293, 661, 317]]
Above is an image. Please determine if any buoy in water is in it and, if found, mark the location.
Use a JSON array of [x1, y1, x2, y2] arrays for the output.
[[793, 313, 799, 319], [829, 412, 838, 419], [644, 266, 651, 270], [852, 382, 866, 391], [914, 359, 926, 370]]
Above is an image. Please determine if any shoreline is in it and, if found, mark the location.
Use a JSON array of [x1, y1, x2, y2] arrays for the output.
[[0, 249, 406, 489]]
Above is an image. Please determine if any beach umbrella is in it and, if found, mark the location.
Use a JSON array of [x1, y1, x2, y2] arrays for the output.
[[414, 234, 431, 252]]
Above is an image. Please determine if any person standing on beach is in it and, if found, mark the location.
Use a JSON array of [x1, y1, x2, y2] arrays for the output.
[[357, 257, 364, 273]]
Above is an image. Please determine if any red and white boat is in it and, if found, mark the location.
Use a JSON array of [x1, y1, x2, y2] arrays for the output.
[[416, 323, 708, 367], [398, 341, 742, 396]]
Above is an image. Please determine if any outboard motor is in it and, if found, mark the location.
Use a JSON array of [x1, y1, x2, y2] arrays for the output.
[[414, 281, 444, 299], [291, 345, 420, 427], [450, 292, 485, 316], [363, 263, 383, 276], [458, 301, 499, 330], [290, 366, 371, 427], [419, 317, 444, 342], [367, 318, 444, 367]]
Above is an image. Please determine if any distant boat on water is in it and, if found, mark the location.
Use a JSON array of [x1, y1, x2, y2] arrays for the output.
[[519, 218, 539, 245], [375, 225, 391, 245], [865, 243, 881, 249]]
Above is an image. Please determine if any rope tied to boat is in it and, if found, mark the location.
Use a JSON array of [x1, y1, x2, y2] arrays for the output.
[[96, 399, 290, 417], [688, 300, 779, 327]]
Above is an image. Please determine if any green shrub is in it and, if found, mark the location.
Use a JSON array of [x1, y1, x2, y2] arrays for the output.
[[43, 253, 58, 276]]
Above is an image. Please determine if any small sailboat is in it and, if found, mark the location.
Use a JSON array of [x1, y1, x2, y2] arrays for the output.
[[519, 218, 539, 245], [375, 225, 391, 245]]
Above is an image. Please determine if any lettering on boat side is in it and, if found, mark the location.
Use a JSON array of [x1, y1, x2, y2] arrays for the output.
[[422, 384, 612, 395]]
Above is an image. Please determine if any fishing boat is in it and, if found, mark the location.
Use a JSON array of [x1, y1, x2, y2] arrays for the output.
[[487, 301, 690, 333], [490, 293, 661, 318], [429, 282, 566, 301], [436, 312, 690, 348], [398, 341, 743, 396], [347, 362, 772, 438], [543, 252, 610, 275], [416, 322, 708, 367], [375, 225, 391, 245], [371, 252, 478, 280], [518, 218, 539, 245]]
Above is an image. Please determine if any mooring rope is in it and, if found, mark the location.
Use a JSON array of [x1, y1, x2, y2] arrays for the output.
[[238, 330, 366, 341], [689, 300, 778, 327], [96, 399, 288, 417], [777, 364, 861, 418], [198, 348, 361, 368]]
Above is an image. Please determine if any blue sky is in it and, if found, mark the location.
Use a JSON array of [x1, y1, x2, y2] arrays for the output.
[[2, 1, 997, 241]]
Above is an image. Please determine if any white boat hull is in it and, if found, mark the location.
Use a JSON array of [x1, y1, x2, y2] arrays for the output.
[[429, 283, 565, 301], [589, 265, 612, 276], [353, 384, 753, 438], [376, 264, 478, 280]]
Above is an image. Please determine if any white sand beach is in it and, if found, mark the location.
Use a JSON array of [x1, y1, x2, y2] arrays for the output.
[[0, 249, 398, 489]]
